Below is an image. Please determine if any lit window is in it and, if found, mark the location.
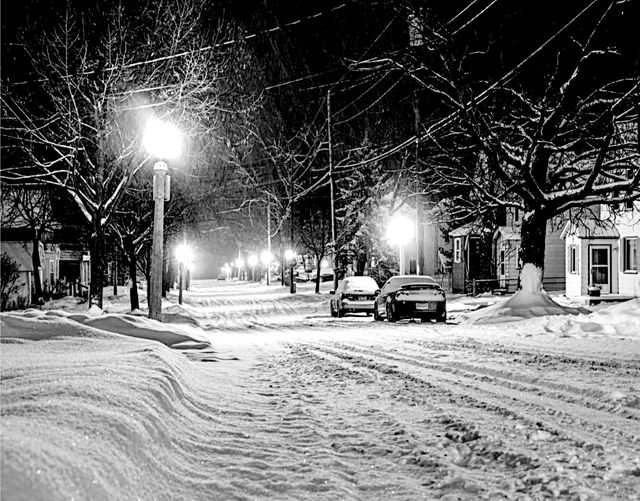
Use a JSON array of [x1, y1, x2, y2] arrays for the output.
[[453, 238, 462, 263], [569, 245, 578, 274], [623, 237, 638, 272]]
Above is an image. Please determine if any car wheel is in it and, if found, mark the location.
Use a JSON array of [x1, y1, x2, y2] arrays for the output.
[[336, 302, 344, 318], [330, 303, 338, 317], [373, 306, 381, 321], [436, 309, 447, 323], [386, 302, 396, 323]]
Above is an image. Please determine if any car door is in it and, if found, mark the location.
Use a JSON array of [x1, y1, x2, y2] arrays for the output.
[[376, 280, 394, 316]]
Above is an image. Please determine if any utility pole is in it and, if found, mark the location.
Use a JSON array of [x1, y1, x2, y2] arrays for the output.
[[413, 91, 421, 276], [266, 201, 271, 286], [289, 164, 296, 294], [328, 89, 338, 290]]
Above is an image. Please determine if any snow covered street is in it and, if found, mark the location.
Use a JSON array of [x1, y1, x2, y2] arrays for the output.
[[2, 279, 640, 500]]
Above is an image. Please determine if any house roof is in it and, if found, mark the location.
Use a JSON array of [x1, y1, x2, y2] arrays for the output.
[[561, 219, 620, 239], [449, 223, 478, 237], [493, 226, 521, 241]]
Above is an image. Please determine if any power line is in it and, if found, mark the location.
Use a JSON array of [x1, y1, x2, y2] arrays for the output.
[[3, 3, 350, 87], [451, 0, 502, 35], [336, 0, 608, 172]]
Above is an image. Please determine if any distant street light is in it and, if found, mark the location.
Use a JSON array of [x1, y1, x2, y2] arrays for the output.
[[260, 250, 273, 285], [386, 214, 414, 274], [144, 118, 182, 321], [248, 255, 259, 281], [222, 263, 231, 280], [284, 249, 296, 293], [235, 257, 245, 280], [175, 243, 193, 305]]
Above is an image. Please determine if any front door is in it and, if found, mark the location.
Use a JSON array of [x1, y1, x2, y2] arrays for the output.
[[590, 246, 611, 294]]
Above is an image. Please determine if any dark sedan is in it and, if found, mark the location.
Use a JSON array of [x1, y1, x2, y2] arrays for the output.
[[374, 275, 446, 323]]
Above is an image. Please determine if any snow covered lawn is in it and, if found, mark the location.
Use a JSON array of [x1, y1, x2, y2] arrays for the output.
[[1, 280, 639, 500]]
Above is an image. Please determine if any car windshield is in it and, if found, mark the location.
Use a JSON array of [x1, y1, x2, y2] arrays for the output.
[[343, 277, 378, 292], [383, 276, 438, 293]]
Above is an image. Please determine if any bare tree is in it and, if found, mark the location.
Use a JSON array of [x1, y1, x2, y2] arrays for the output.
[[1, 0, 261, 307], [388, 1, 640, 293]]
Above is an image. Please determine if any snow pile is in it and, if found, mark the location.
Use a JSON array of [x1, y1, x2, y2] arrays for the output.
[[462, 289, 589, 324], [1, 308, 211, 349], [2, 279, 639, 500], [544, 298, 640, 337], [0, 318, 223, 500]]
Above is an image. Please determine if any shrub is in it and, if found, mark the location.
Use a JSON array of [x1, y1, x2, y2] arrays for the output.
[[1, 252, 21, 311]]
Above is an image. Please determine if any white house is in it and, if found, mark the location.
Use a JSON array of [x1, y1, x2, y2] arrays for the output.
[[562, 203, 640, 297]]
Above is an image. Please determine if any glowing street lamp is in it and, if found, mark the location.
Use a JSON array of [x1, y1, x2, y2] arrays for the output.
[[386, 214, 414, 274], [260, 250, 273, 285], [222, 263, 231, 280], [144, 118, 182, 321], [175, 243, 193, 305], [235, 257, 245, 280]]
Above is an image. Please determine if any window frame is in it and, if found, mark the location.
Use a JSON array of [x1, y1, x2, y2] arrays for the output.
[[453, 237, 462, 263], [568, 244, 578, 274], [622, 236, 638, 273]]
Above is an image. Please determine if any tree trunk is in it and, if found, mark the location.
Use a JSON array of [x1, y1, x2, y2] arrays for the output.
[[30, 229, 43, 303], [518, 211, 547, 294], [126, 238, 139, 311], [356, 249, 367, 276], [113, 254, 118, 296], [315, 258, 322, 294], [90, 217, 105, 308]]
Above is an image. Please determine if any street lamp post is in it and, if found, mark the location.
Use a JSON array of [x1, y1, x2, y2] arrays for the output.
[[150, 161, 168, 318], [248, 255, 259, 281], [285, 249, 296, 293], [175, 243, 193, 306], [143, 118, 182, 321], [260, 250, 273, 285]]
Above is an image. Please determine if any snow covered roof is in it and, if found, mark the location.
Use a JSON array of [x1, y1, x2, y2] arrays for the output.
[[561, 219, 620, 239], [493, 226, 521, 241]]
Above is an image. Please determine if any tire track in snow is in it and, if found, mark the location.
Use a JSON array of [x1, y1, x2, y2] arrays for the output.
[[304, 342, 640, 446], [320, 341, 640, 430], [279, 341, 639, 499]]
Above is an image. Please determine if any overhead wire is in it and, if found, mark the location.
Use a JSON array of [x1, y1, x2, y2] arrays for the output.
[[335, 0, 608, 172], [3, 2, 350, 87]]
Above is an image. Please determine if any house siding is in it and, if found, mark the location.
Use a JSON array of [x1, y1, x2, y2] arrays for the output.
[[564, 203, 640, 297], [543, 225, 566, 291], [612, 208, 640, 296]]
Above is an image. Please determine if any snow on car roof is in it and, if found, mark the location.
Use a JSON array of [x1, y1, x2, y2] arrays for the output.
[[342, 276, 378, 290]]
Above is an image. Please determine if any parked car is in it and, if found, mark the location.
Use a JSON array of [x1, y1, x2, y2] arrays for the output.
[[217, 274, 226, 280], [374, 275, 446, 323], [329, 276, 380, 317]]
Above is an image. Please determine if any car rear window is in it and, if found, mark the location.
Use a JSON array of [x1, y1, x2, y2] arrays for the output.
[[344, 277, 378, 291]]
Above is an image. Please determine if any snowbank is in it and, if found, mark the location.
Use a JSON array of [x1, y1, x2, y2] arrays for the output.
[[461, 289, 590, 324], [1, 308, 211, 349]]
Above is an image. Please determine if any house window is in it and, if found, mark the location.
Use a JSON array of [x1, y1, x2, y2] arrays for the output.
[[513, 208, 520, 223], [569, 245, 578, 274], [453, 238, 462, 263], [623, 237, 638, 272], [499, 249, 505, 276]]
